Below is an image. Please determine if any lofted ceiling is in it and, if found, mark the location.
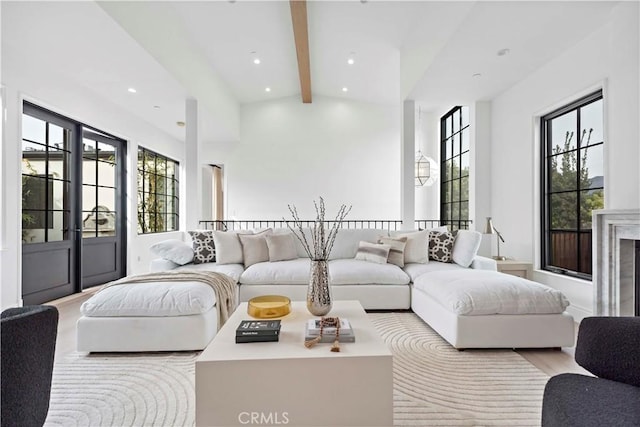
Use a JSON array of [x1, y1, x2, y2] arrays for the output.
[[1, 1, 621, 145]]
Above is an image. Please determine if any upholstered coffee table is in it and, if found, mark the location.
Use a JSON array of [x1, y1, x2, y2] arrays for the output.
[[195, 300, 393, 427]]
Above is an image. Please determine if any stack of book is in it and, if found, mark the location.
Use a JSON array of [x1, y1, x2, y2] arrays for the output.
[[304, 318, 355, 343], [235, 320, 281, 343]]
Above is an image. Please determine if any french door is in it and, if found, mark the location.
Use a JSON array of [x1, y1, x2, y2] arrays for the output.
[[21, 102, 126, 304]]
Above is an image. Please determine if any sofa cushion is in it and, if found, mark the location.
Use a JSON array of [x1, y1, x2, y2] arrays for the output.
[[266, 233, 298, 262], [393, 230, 429, 264], [240, 258, 311, 285], [354, 241, 391, 264], [212, 231, 244, 265], [402, 261, 466, 282], [239, 230, 273, 267], [150, 239, 194, 265], [188, 231, 216, 264], [428, 230, 455, 263], [175, 263, 245, 283], [378, 236, 407, 267], [329, 229, 383, 260], [452, 230, 482, 267], [80, 281, 216, 317], [413, 269, 569, 315], [329, 259, 410, 285]]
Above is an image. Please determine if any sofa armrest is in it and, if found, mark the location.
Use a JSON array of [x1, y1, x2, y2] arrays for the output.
[[470, 255, 497, 271], [149, 258, 180, 272], [575, 317, 640, 387]]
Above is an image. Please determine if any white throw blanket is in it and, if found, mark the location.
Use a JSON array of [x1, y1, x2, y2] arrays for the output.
[[102, 270, 237, 329]]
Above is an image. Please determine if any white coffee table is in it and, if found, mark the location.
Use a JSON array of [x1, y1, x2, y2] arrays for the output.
[[196, 300, 393, 427]]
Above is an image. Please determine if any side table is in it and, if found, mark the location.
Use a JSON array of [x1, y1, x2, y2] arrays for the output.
[[496, 259, 533, 279]]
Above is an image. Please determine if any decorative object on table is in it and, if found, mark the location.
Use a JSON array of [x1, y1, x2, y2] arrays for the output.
[[235, 319, 281, 343], [304, 318, 355, 345], [304, 317, 351, 351], [247, 295, 291, 319], [286, 197, 352, 316], [484, 217, 506, 260]]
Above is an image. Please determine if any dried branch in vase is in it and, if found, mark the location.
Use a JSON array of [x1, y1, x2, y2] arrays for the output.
[[285, 197, 352, 261]]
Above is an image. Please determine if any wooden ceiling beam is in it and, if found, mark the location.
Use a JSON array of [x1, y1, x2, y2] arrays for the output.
[[290, 0, 312, 103]]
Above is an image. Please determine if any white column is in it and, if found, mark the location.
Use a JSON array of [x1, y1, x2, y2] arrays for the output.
[[471, 101, 493, 255], [184, 98, 202, 231], [1, 86, 23, 309], [401, 100, 416, 230]]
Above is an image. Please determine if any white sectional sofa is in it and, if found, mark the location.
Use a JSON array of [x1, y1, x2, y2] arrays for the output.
[[77, 226, 575, 352], [150, 228, 495, 310]]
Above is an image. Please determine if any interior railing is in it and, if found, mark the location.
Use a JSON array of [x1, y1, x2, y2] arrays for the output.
[[198, 219, 471, 231]]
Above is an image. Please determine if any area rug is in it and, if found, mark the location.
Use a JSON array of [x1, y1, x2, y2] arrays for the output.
[[45, 312, 548, 427]]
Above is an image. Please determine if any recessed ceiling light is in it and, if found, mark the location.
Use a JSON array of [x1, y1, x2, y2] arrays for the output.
[[347, 52, 355, 65], [128, 88, 137, 93], [251, 51, 261, 65], [253, 58, 261, 65], [176, 121, 185, 127], [342, 87, 348, 92], [265, 87, 271, 92], [497, 48, 510, 57], [472, 73, 482, 78]]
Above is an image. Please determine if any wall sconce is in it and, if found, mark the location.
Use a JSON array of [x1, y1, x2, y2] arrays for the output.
[[484, 217, 506, 260], [415, 151, 439, 187]]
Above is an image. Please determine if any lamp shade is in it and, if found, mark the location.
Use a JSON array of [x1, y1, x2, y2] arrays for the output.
[[484, 217, 495, 234]]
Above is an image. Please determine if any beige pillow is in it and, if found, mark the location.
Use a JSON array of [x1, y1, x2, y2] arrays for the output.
[[212, 229, 257, 265], [394, 230, 429, 264], [354, 241, 391, 264], [265, 233, 298, 262], [239, 233, 271, 267], [378, 236, 407, 267]]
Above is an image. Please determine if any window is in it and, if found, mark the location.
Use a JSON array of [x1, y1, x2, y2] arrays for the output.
[[541, 91, 604, 279], [440, 106, 470, 231], [137, 147, 179, 233], [21, 113, 72, 243]]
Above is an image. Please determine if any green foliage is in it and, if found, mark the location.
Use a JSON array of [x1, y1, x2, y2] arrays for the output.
[[138, 150, 169, 233], [549, 130, 604, 230]]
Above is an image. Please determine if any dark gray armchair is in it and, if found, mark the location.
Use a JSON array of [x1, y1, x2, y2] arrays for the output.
[[1, 305, 59, 427], [542, 316, 640, 426]]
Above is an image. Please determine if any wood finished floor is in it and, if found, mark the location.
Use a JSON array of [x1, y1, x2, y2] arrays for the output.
[[48, 291, 589, 377]]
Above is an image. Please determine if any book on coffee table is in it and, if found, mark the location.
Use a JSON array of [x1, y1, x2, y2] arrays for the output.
[[235, 320, 281, 343], [304, 319, 355, 343]]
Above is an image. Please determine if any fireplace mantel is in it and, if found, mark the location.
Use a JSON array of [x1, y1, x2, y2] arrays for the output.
[[593, 209, 640, 316]]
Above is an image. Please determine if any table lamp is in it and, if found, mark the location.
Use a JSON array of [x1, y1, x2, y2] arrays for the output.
[[484, 217, 506, 260]]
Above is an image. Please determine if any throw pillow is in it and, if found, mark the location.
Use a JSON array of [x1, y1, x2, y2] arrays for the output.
[[212, 231, 245, 265], [187, 231, 216, 264], [265, 233, 298, 262], [394, 230, 429, 264], [238, 231, 273, 268], [378, 236, 407, 267], [452, 230, 482, 268], [354, 241, 392, 264], [150, 239, 194, 265], [429, 230, 455, 263]]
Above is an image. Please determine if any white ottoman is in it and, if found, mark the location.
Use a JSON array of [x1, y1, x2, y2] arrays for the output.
[[77, 281, 220, 352]]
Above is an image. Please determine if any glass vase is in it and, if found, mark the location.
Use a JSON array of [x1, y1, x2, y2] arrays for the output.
[[307, 260, 332, 316]]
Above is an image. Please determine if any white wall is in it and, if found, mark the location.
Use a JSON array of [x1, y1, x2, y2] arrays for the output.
[[203, 95, 401, 220], [415, 110, 440, 221], [1, 47, 184, 309], [489, 2, 639, 321]]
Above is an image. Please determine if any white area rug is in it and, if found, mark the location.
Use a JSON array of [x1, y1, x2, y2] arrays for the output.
[[45, 313, 548, 427]]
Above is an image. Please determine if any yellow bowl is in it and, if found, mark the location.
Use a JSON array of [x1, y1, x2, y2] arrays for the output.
[[247, 295, 291, 319]]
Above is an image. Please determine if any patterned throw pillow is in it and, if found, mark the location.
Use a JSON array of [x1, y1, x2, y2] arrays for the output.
[[428, 230, 455, 263], [378, 236, 408, 267], [188, 231, 216, 264], [355, 241, 392, 264]]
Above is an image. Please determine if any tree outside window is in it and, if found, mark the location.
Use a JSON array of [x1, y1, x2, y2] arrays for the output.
[[137, 148, 179, 234], [542, 91, 604, 278]]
